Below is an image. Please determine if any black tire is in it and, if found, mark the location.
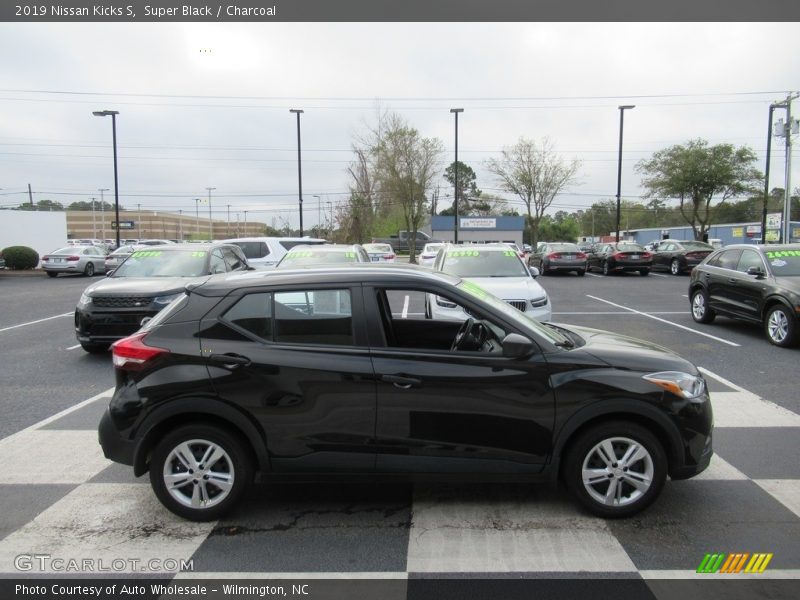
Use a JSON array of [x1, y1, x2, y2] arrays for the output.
[[602, 261, 611, 276], [670, 259, 682, 276], [46, 271, 58, 278], [80, 341, 110, 353], [563, 421, 667, 518], [764, 304, 797, 348], [690, 288, 715, 324], [577, 269, 586, 277], [639, 269, 650, 276], [84, 262, 95, 277], [149, 424, 253, 521]]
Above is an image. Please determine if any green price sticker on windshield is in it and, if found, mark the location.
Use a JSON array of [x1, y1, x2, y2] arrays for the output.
[[345, 252, 355, 258], [132, 250, 163, 258], [766, 250, 800, 258], [190, 251, 207, 257], [447, 250, 480, 258], [287, 251, 313, 259]]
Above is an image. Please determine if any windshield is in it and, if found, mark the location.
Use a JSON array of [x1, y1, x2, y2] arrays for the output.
[[278, 249, 359, 266], [547, 243, 580, 252], [364, 244, 392, 253], [423, 244, 444, 254], [616, 243, 645, 252], [457, 279, 569, 346], [52, 247, 80, 255], [765, 249, 800, 276], [442, 249, 528, 277], [112, 249, 209, 277]]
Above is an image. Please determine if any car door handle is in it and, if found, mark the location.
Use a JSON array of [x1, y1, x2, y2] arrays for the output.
[[728, 278, 738, 284], [209, 353, 252, 368], [381, 374, 421, 389]]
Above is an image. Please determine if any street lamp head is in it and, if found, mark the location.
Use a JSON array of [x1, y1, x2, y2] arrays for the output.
[[289, 109, 304, 114], [618, 105, 635, 110], [450, 108, 464, 114], [92, 110, 119, 117]]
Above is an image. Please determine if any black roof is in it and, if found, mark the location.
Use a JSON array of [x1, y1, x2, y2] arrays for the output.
[[190, 263, 461, 297]]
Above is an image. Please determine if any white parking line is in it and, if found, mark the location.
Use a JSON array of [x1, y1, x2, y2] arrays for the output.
[[553, 311, 687, 315], [0, 312, 72, 334], [649, 273, 669, 278], [586, 295, 741, 347], [586, 273, 603, 278], [66, 344, 82, 350], [401, 295, 410, 319], [697, 366, 750, 394]]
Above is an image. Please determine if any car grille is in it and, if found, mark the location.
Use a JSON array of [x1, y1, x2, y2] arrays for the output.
[[506, 300, 528, 311], [93, 296, 153, 308]]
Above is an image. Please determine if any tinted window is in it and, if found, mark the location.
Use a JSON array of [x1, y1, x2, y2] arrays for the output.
[[274, 290, 353, 345], [737, 250, 764, 273], [764, 249, 800, 276], [616, 243, 645, 252], [232, 242, 268, 259], [546, 243, 580, 252], [681, 241, 713, 251], [279, 240, 326, 251], [223, 293, 272, 340], [708, 249, 742, 270]]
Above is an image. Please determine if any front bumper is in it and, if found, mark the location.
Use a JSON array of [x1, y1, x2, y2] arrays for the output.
[[75, 306, 157, 343]]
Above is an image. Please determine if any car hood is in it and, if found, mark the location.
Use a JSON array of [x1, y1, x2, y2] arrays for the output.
[[84, 275, 211, 297], [465, 276, 547, 300], [775, 275, 800, 295], [558, 323, 698, 374]]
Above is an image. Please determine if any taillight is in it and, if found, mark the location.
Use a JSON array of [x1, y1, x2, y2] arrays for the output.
[[642, 252, 652, 259], [387, 254, 395, 260], [612, 252, 625, 260], [547, 253, 562, 259], [42, 256, 50, 261], [111, 332, 169, 371], [577, 252, 587, 259], [66, 255, 80, 262]]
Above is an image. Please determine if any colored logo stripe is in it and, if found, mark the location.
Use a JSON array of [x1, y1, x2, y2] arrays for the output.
[[697, 553, 773, 574]]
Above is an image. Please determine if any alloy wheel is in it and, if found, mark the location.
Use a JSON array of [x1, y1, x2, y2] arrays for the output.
[[767, 308, 789, 344], [162, 439, 235, 509], [581, 437, 654, 508]]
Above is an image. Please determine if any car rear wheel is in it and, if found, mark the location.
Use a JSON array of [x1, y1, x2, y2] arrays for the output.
[[691, 289, 715, 324], [670, 259, 681, 276], [764, 304, 797, 348], [84, 262, 95, 277], [564, 421, 667, 518], [150, 424, 252, 521], [577, 269, 586, 277], [602, 261, 611, 276], [46, 271, 58, 278], [639, 269, 650, 276]]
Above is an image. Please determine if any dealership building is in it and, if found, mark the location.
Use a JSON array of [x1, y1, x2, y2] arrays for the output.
[[430, 215, 526, 246]]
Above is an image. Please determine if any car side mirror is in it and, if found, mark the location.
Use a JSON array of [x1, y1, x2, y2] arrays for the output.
[[746, 266, 765, 278], [529, 266, 540, 278], [501, 333, 535, 359]]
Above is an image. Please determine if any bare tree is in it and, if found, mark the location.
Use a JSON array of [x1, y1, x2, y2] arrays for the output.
[[373, 114, 444, 262], [486, 137, 581, 247]]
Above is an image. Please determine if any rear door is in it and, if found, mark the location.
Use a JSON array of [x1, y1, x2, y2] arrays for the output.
[[199, 284, 377, 472]]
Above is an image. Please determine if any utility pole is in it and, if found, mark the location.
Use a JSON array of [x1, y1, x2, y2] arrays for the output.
[[90, 197, 97, 238], [194, 198, 200, 238], [244, 210, 248, 235], [226, 204, 231, 237], [178, 209, 183, 241], [772, 92, 799, 243], [28, 183, 33, 206], [137, 203, 141, 239], [99, 188, 109, 241], [206, 187, 216, 240]]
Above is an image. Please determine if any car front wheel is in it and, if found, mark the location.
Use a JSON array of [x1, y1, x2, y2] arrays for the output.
[[691, 289, 715, 324], [46, 271, 58, 278], [765, 304, 797, 347], [84, 262, 95, 276], [150, 424, 253, 521], [670, 259, 681, 276], [602, 261, 611, 276], [564, 421, 667, 518]]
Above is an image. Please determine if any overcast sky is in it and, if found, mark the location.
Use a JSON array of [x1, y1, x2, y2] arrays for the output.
[[0, 22, 797, 229]]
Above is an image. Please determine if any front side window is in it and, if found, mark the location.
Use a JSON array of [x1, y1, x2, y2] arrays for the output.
[[737, 249, 765, 274]]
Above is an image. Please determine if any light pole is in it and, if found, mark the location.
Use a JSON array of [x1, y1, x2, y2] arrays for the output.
[[92, 110, 121, 247], [762, 104, 778, 243], [226, 204, 231, 237], [194, 198, 201, 237], [450, 108, 464, 244], [244, 210, 248, 235], [615, 105, 635, 243], [137, 203, 141, 239], [326, 200, 333, 236], [178, 209, 183, 241], [290, 109, 304, 236], [206, 187, 215, 240], [98, 188, 109, 240]]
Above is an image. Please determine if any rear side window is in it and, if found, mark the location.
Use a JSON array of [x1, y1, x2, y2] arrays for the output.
[[223, 293, 272, 340], [141, 294, 189, 331], [221, 289, 353, 346], [233, 242, 269, 259], [708, 249, 742, 270]]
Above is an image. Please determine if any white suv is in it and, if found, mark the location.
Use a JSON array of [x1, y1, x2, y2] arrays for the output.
[[428, 243, 551, 322], [220, 237, 328, 269]]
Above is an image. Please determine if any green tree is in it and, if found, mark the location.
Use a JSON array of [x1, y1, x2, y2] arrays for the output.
[[17, 199, 64, 211], [442, 161, 482, 215], [636, 139, 762, 241], [486, 137, 581, 248]]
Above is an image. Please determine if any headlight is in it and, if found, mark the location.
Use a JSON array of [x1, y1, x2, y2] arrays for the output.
[[78, 293, 92, 305], [531, 295, 548, 308], [643, 371, 705, 400], [153, 292, 183, 307]]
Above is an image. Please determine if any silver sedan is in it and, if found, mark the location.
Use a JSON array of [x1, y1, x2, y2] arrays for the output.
[[42, 245, 108, 277]]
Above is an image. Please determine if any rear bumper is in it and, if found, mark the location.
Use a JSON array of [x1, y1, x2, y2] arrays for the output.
[[98, 408, 135, 466]]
